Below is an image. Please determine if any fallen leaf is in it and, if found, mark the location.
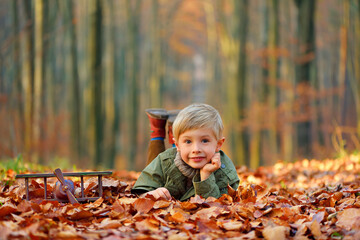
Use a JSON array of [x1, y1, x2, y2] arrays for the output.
[[263, 225, 288, 240], [310, 220, 322, 238], [218, 220, 243, 231], [180, 201, 197, 210], [170, 208, 189, 223], [98, 218, 122, 229], [67, 208, 93, 220], [133, 198, 155, 214], [135, 217, 159, 232], [336, 208, 360, 230], [153, 200, 171, 209], [0, 203, 17, 217], [198, 219, 221, 233]]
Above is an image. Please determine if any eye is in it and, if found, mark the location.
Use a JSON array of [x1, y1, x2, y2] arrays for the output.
[[185, 140, 191, 144], [202, 139, 210, 143]]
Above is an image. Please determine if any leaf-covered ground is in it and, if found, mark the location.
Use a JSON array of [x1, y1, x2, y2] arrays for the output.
[[1, 155, 360, 239]]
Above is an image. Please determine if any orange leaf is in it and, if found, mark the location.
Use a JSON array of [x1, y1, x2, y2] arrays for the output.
[[133, 198, 155, 214], [135, 217, 159, 232], [170, 208, 189, 223], [0, 203, 17, 217], [336, 208, 360, 230], [262, 225, 288, 240], [153, 200, 171, 209], [196, 219, 220, 233], [67, 208, 93, 220], [180, 201, 197, 210], [98, 218, 122, 229]]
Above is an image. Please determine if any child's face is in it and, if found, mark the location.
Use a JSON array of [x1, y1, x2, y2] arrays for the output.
[[175, 128, 225, 169]]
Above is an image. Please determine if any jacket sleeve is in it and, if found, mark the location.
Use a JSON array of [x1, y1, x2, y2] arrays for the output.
[[192, 173, 221, 198], [131, 155, 165, 195]]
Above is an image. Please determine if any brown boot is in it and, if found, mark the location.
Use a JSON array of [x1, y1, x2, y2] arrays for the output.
[[167, 110, 180, 146], [146, 140, 166, 166], [146, 109, 168, 165]]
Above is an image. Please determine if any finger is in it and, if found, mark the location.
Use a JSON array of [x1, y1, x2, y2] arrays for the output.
[[211, 154, 220, 163], [159, 188, 171, 200], [151, 190, 161, 200], [212, 152, 220, 159], [163, 189, 172, 200], [212, 158, 221, 168]]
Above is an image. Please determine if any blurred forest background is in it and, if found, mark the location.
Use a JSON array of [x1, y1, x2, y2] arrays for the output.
[[0, 0, 359, 171]]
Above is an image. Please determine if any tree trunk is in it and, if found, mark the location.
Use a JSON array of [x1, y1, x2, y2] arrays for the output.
[[22, 0, 35, 160], [33, 0, 44, 163], [12, 0, 24, 152], [266, 0, 279, 165], [294, 0, 316, 158], [149, 0, 163, 107], [89, 0, 103, 168], [125, 0, 141, 170], [103, 0, 117, 169], [235, 0, 249, 167], [63, 0, 82, 165]]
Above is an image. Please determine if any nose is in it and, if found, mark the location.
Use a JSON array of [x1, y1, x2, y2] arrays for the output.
[[192, 142, 201, 153]]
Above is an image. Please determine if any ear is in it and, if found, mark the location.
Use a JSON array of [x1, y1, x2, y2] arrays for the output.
[[216, 137, 225, 152], [174, 138, 180, 151]]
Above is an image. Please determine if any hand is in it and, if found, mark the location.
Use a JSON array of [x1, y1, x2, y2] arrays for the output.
[[200, 152, 221, 181], [141, 187, 172, 200]]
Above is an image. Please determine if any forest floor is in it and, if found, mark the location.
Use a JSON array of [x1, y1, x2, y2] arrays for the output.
[[0, 154, 360, 239]]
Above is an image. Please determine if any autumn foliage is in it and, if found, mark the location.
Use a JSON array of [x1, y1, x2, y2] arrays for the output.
[[1, 155, 360, 239]]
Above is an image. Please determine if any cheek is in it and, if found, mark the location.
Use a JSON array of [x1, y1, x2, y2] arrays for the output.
[[179, 150, 188, 161]]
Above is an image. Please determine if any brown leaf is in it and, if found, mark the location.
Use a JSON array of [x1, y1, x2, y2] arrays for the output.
[[11, 213, 25, 223], [196, 219, 220, 233], [170, 208, 190, 223], [218, 220, 243, 231], [263, 225, 288, 240], [189, 195, 205, 205], [0, 203, 17, 217], [17, 200, 32, 212], [0, 223, 13, 239], [111, 199, 125, 213], [331, 192, 343, 201], [135, 217, 159, 232], [133, 198, 155, 214], [227, 184, 237, 199], [336, 208, 360, 230], [254, 210, 263, 218], [67, 208, 93, 220], [190, 206, 227, 220], [180, 201, 197, 210], [312, 211, 325, 223], [98, 218, 122, 229], [309, 220, 322, 238], [153, 200, 171, 209]]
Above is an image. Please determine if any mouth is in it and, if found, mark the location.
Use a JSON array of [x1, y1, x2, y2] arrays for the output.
[[190, 157, 206, 162]]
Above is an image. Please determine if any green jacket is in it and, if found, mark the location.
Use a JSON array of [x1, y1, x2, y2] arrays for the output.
[[132, 148, 240, 201]]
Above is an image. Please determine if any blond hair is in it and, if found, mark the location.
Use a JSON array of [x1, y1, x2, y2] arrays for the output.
[[172, 103, 224, 141]]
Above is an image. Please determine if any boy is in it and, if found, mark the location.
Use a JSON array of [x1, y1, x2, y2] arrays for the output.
[[132, 103, 239, 201]]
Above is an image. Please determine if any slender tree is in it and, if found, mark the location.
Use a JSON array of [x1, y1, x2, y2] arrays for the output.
[[294, 0, 316, 158], [265, 0, 279, 165], [33, 0, 44, 163], [103, 0, 117, 169], [62, 0, 82, 165], [125, 0, 141, 170], [89, 0, 103, 168], [12, 0, 24, 152], [148, 0, 163, 107], [347, 0, 360, 139], [21, 0, 35, 160]]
